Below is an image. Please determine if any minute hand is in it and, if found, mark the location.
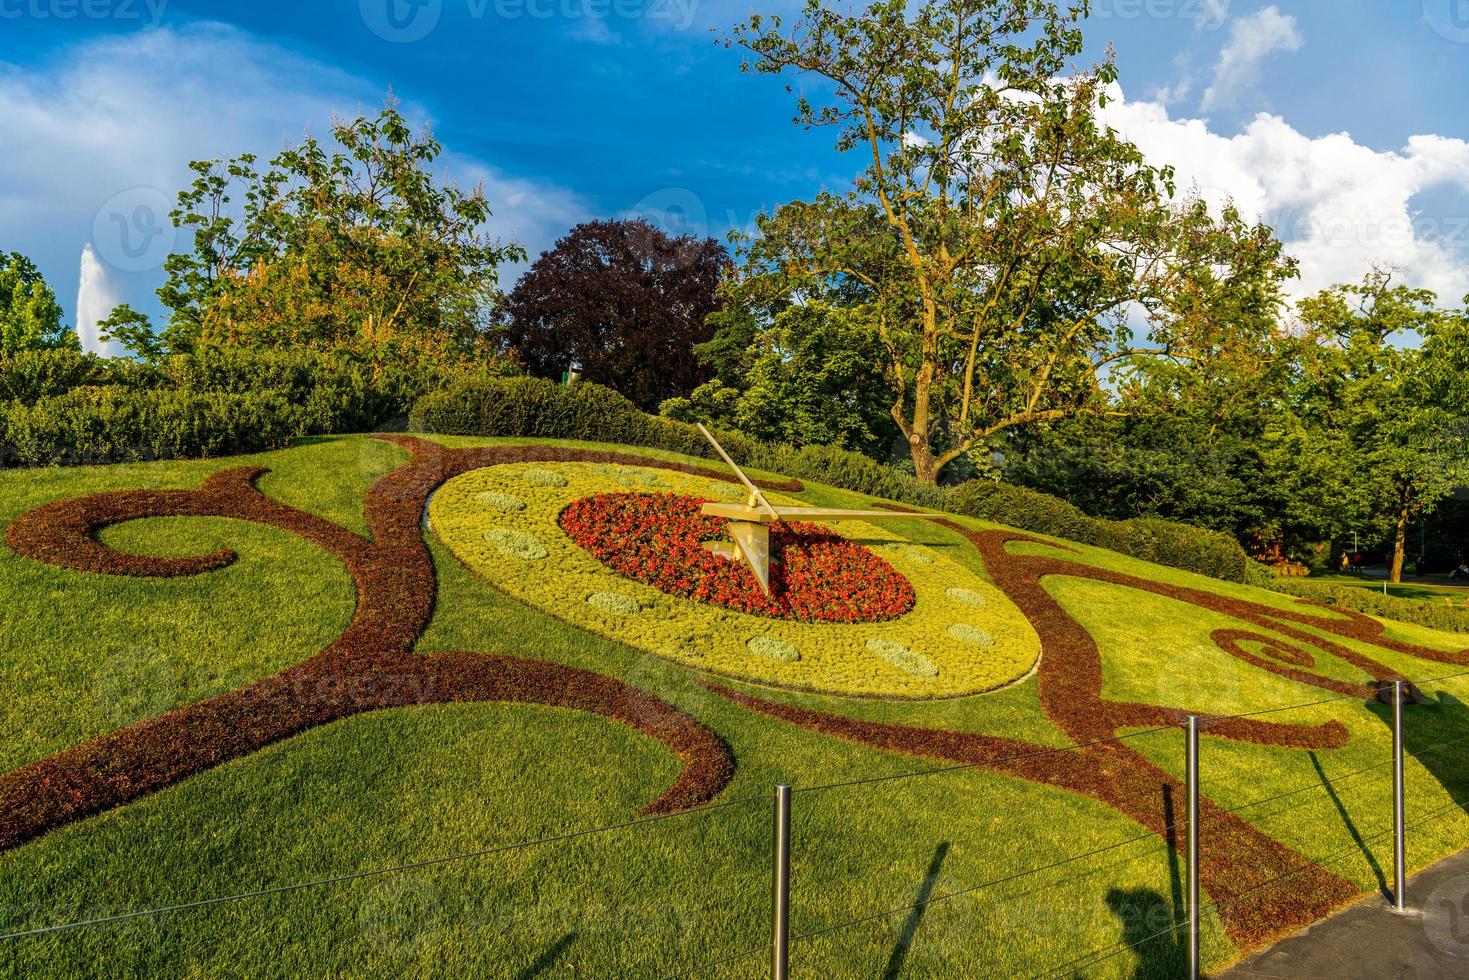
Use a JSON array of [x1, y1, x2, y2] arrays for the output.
[[765, 507, 951, 521]]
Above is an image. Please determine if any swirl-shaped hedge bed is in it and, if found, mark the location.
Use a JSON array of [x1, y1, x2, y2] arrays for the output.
[[429, 462, 1040, 698]]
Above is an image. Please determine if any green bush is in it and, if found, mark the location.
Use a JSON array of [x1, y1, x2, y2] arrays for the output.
[[1, 386, 302, 466], [0, 349, 159, 402], [1270, 579, 1469, 635], [411, 377, 1263, 585], [1, 347, 515, 468]]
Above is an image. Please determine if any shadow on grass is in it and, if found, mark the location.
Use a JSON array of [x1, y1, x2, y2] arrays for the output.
[[517, 931, 577, 979], [1363, 690, 1469, 905], [1308, 749, 1388, 900], [1099, 785, 1187, 979], [881, 841, 950, 980]]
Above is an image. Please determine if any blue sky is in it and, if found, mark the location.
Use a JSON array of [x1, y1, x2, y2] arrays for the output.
[[2, 0, 1467, 351]]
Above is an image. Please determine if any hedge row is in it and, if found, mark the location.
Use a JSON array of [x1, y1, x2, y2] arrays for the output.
[[1268, 578, 1469, 634], [0, 386, 301, 466], [1, 348, 508, 468], [410, 377, 1269, 586]]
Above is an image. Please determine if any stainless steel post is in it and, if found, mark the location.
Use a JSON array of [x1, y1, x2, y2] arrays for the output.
[[1393, 680, 1406, 912], [1187, 715, 1200, 980], [772, 784, 791, 980]]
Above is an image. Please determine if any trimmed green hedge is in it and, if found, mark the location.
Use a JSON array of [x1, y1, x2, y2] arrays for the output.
[[0, 386, 301, 466], [0, 349, 158, 402], [410, 377, 1268, 585], [1269, 579, 1469, 635], [1, 348, 511, 468]]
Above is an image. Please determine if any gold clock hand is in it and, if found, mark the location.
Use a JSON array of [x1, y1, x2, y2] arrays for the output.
[[696, 423, 778, 520]]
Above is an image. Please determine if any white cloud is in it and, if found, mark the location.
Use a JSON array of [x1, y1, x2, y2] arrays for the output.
[[1201, 5, 1303, 111], [1100, 85, 1469, 303], [0, 23, 588, 329], [1195, 0, 1232, 31]]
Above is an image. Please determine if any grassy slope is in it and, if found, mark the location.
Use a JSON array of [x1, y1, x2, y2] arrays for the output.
[[0, 435, 1466, 978]]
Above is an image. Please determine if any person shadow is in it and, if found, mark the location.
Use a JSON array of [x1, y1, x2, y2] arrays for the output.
[[1073, 787, 1187, 979]]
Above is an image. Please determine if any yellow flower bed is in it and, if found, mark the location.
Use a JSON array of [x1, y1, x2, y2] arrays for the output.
[[430, 462, 1041, 698]]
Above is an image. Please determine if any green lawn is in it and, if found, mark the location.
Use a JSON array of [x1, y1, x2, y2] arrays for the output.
[[2, 434, 1468, 978], [1309, 570, 1469, 601]]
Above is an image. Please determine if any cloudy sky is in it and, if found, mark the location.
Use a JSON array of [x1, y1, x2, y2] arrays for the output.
[[2, 0, 1467, 346]]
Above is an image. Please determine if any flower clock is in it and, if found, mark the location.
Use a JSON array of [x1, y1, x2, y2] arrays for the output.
[[429, 463, 1041, 698]]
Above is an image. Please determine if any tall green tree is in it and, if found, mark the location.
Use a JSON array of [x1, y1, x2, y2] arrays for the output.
[[731, 0, 1294, 484], [664, 301, 901, 455], [0, 252, 74, 353], [153, 104, 522, 363], [1281, 273, 1469, 582]]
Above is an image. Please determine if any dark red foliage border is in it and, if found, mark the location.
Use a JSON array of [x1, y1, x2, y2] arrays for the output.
[[0, 439, 802, 850], [707, 519, 1469, 951]]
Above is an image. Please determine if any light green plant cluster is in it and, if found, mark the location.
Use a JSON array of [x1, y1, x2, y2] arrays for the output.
[[484, 528, 548, 561], [430, 462, 1042, 698]]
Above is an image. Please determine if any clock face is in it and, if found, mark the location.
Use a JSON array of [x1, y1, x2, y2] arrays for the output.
[[430, 462, 1041, 699]]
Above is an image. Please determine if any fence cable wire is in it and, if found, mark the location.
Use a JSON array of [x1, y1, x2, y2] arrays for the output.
[[1206, 728, 1469, 828], [785, 823, 1176, 949], [792, 725, 1178, 797], [1036, 918, 1186, 979], [0, 793, 763, 943]]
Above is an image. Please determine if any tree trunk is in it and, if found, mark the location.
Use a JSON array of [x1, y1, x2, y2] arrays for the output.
[[1390, 503, 1410, 584], [909, 434, 941, 486]]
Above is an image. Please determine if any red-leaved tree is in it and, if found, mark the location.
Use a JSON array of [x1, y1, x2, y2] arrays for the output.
[[502, 219, 730, 410]]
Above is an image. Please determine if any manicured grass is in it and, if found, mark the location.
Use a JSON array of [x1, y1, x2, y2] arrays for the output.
[[1309, 571, 1469, 603], [1, 434, 1468, 978]]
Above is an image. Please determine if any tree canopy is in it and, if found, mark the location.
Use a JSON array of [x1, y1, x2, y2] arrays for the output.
[[0, 251, 74, 353], [147, 104, 522, 365], [502, 219, 730, 411], [730, 0, 1295, 483]]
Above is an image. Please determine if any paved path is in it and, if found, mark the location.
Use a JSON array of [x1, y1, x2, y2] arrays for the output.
[[1221, 846, 1469, 979]]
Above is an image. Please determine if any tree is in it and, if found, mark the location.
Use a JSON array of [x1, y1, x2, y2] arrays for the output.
[[1002, 325, 1303, 552], [663, 301, 901, 455], [0, 251, 74, 353], [502, 219, 730, 411], [731, 0, 1294, 483], [1283, 273, 1469, 582], [98, 304, 165, 362], [153, 104, 523, 362]]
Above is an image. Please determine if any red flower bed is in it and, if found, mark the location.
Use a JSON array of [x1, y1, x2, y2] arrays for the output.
[[558, 493, 915, 623]]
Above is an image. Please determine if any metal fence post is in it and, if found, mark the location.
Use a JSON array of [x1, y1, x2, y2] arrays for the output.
[[1392, 680, 1406, 912], [1186, 715, 1200, 980], [772, 784, 791, 980]]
